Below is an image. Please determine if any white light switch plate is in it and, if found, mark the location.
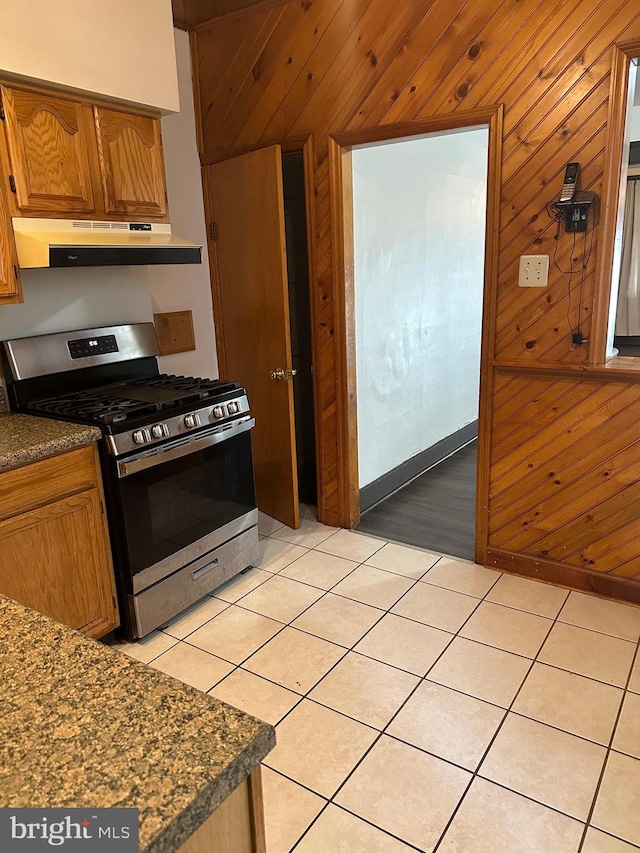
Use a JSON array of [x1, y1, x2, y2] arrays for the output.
[[519, 254, 549, 287]]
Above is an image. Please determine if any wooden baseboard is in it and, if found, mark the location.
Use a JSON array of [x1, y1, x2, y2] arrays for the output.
[[359, 421, 478, 513], [486, 548, 640, 605]]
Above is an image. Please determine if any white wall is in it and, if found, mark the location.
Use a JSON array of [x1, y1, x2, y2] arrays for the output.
[[151, 30, 217, 379], [0, 0, 179, 113], [631, 72, 640, 142], [0, 29, 217, 386], [353, 128, 488, 488]]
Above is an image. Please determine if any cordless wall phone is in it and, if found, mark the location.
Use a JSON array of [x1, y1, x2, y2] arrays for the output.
[[554, 162, 596, 232], [559, 162, 580, 203]]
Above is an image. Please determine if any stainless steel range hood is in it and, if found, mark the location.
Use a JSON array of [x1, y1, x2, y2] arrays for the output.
[[12, 218, 202, 268]]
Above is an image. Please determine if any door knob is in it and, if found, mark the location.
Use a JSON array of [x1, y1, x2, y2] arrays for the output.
[[269, 368, 298, 380]]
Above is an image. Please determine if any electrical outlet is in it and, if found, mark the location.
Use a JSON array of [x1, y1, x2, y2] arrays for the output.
[[519, 255, 549, 287]]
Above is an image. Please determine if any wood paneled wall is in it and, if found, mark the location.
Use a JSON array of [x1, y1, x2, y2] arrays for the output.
[[191, 0, 640, 599]]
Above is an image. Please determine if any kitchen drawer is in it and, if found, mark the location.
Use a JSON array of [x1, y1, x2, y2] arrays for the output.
[[129, 525, 259, 638], [0, 445, 97, 521]]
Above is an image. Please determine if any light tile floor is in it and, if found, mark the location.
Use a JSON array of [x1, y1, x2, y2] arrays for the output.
[[116, 511, 640, 853]]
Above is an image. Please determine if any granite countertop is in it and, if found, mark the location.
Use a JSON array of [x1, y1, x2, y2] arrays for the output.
[[0, 596, 275, 853], [0, 412, 102, 472]]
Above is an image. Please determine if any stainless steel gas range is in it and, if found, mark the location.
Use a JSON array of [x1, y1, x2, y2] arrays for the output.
[[2, 323, 259, 639]]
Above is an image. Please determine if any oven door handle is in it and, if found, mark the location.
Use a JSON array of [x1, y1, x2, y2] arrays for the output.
[[116, 417, 255, 478]]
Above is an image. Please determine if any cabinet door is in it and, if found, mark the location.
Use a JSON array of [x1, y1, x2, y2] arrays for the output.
[[0, 488, 119, 638], [1, 85, 96, 214], [94, 106, 167, 218], [0, 152, 21, 300]]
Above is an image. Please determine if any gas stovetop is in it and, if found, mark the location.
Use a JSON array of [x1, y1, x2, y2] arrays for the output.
[[3, 323, 252, 458], [28, 374, 240, 426]]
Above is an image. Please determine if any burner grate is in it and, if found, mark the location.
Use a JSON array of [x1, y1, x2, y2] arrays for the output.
[[130, 374, 237, 398], [31, 393, 161, 424]]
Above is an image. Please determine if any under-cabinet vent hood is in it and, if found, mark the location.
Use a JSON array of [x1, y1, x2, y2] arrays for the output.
[[12, 218, 202, 268]]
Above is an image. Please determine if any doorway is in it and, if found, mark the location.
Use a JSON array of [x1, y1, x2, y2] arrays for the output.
[[282, 151, 317, 507], [351, 128, 489, 562], [328, 107, 502, 561], [203, 144, 317, 530]]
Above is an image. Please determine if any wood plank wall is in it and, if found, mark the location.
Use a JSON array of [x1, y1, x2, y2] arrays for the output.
[[191, 0, 640, 599]]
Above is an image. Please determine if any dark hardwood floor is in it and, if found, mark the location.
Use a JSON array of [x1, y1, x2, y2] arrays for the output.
[[356, 441, 477, 561]]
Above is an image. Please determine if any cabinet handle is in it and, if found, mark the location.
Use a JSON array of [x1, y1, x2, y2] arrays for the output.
[[192, 559, 219, 580]]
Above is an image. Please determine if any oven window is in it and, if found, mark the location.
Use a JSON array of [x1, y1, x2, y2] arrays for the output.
[[117, 431, 256, 576]]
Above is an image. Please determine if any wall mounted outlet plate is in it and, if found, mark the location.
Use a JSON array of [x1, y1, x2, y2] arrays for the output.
[[519, 254, 549, 287]]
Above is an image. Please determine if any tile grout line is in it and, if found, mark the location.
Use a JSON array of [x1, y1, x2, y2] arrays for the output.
[[575, 639, 640, 853], [252, 527, 640, 850], [429, 584, 579, 853], [127, 521, 640, 851], [286, 566, 496, 851], [270, 540, 462, 851]]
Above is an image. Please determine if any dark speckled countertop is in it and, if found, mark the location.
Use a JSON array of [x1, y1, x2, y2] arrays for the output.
[[0, 412, 101, 472], [0, 596, 275, 853]]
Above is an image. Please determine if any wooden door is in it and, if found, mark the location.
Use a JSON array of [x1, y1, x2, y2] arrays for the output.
[[205, 146, 300, 529], [1, 85, 96, 214], [0, 489, 119, 638], [94, 106, 167, 219]]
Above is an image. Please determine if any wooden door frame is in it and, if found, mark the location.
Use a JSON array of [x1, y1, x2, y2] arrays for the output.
[[329, 105, 504, 565], [590, 40, 640, 364]]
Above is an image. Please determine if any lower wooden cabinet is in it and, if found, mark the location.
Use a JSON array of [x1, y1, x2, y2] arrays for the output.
[[0, 445, 119, 638], [178, 768, 266, 853]]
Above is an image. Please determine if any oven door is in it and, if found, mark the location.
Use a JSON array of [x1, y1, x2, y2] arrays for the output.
[[111, 418, 256, 591]]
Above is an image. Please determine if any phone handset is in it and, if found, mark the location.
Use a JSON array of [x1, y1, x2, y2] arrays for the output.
[[559, 162, 580, 203]]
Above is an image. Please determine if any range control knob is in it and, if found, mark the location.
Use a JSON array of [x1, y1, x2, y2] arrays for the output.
[[227, 401, 239, 415], [132, 428, 150, 445], [151, 423, 168, 439], [213, 405, 225, 419], [184, 413, 201, 429]]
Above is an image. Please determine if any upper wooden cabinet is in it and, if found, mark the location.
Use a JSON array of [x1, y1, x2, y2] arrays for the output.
[[0, 82, 168, 223], [0, 166, 21, 302], [1, 86, 97, 214], [95, 107, 167, 218]]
